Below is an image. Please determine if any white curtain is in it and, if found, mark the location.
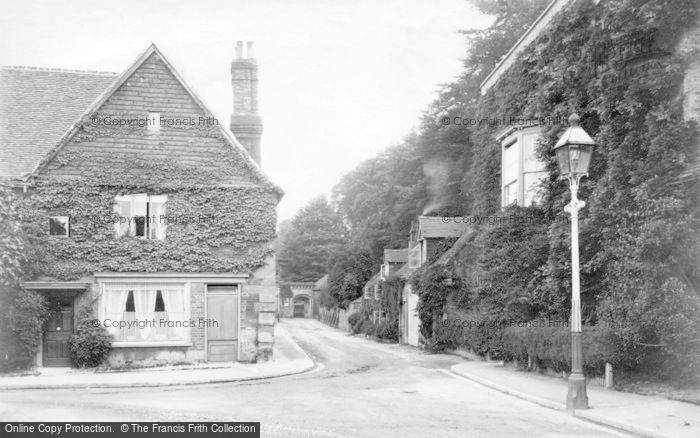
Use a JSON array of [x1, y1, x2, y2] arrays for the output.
[[104, 289, 129, 338], [162, 287, 186, 341], [134, 289, 157, 340], [104, 282, 186, 343]]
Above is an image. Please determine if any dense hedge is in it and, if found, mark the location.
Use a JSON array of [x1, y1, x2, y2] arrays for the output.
[[409, 0, 700, 382], [0, 289, 49, 371], [502, 325, 627, 376]]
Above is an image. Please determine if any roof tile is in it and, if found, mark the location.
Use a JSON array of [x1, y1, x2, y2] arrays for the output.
[[0, 67, 117, 179]]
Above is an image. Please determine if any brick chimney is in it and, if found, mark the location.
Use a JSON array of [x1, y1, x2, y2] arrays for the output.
[[230, 40, 262, 165]]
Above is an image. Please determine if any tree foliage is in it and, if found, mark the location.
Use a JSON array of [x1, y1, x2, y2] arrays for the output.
[[326, 243, 374, 308], [277, 196, 348, 282], [318, 0, 700, 381]]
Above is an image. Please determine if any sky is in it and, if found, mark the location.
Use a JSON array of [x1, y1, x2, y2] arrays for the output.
[[0, 0, 491, 221]]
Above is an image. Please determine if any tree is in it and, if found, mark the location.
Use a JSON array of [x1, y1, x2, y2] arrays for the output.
[[277, 196, 348, 281], [326, 243, 375, 308]]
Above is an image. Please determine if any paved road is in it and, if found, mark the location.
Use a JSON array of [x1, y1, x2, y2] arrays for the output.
[[0, 319, 630, 437]]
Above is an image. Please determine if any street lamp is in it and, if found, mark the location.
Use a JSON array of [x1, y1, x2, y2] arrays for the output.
[[554, 113, 595, 411]]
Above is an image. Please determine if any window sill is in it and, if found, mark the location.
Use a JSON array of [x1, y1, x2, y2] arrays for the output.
[[112, 342, 192, 348]]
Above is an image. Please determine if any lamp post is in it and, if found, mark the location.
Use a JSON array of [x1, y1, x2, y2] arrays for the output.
[[554, 113, 595, 412]]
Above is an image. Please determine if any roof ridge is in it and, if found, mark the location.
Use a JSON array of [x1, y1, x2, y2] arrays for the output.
[[1, 65, 118, 76]]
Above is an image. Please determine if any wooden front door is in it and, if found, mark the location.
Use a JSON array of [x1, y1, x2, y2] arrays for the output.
[[43, 296, 74, 367], [206, 286, 238, 362]]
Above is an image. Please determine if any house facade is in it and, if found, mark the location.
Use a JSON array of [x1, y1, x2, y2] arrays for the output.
[[0, 42, 281, 367], [482, 0, 700, 205]]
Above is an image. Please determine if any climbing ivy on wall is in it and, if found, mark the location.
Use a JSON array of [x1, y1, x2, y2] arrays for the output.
[[16, 118, 279, 280], [410, 0, 700, 379]]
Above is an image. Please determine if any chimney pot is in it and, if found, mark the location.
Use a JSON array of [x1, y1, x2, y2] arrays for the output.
[[235, 41, 243, 59], [246, 41, 255, 59]]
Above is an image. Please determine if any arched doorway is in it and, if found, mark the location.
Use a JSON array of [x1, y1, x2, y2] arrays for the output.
[[292, 295, 310, 318]]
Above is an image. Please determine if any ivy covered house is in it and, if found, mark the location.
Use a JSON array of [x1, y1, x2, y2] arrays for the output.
[[406, 0, 700, 380], [0, 42, 282, 367]]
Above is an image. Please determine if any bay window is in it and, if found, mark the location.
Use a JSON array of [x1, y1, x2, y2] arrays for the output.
[[102, 281, 189, 345], [499, 125, 548, 207]]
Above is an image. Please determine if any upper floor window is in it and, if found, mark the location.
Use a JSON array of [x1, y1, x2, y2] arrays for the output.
[[374, 283, 382, 300], [499, 125, 547, 207], [113, 193, 167, 239], [49, 216, 70, 237], [147, 112, 160, 133]]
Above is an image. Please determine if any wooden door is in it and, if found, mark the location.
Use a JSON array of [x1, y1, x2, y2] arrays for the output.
[[43, 296, 74, 367], [206, 286, 238, 362]]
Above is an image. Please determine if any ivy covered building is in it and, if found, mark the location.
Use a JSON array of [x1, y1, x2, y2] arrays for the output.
[[0, 42, 282, 367]]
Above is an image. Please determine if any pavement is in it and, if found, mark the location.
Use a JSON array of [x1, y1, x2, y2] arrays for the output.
[[450, 358, 700, 438], [0, 322, 315, 390]]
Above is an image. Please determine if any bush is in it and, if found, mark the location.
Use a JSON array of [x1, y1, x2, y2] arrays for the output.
[[1, 289, 49, 371], [502, 324, 627, 376], [69, 316, 112, 368], [425, 320, 457, 352], [358, 319, 375, 336], [376, 318, 398, 342], [347, 311, 362, 330]]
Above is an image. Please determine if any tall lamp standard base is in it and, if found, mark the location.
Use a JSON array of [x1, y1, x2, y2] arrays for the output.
[[566, 332, 589, 411]]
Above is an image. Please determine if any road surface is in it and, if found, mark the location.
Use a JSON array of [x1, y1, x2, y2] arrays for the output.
[[0, 319, 630, 437]]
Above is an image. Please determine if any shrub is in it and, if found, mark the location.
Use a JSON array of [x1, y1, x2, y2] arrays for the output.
[[425, 319, 457, 353], [502, 324, 627, 376], [376, 318, 399, 342], [347, 311, 362, 330], [1, 289, 49, 371], [69, 315, 112, 368], [358, 319, 375, 336]]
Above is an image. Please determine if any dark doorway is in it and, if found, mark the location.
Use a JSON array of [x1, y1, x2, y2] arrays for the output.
[[43, 295, 74, 367], [292, 295, 310, 318]]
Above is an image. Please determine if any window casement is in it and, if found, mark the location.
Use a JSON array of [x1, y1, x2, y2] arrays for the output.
[[49, 216, 70, 237], [363, 286, 371, 299], [147, 112, 160, 133], [113, 193, 167, 239], [372, 310, 386, 325], [374, 283, 381, 300], [102, 281, 189, 346], [499, 125, 547, 207]]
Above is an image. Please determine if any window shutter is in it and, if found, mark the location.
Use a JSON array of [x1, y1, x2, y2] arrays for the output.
[[113, 195, 131, 238], [149, 195, 168, 240]]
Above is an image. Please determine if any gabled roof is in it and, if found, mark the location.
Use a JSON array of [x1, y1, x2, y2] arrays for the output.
[[313, 274, 329, 291], [364, 272, 382, 289], [383, 248, 409, 264], [395, 263, 415, 281], [480, 0, 572, 95], [0, 67, 118, 179], [435, 228, 475, 265], [2, 43, 283, 196], [416, 216, 470, 240]]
